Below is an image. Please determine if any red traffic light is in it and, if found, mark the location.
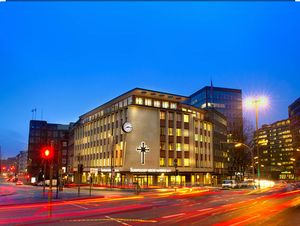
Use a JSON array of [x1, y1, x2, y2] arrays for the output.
[[41, 146, 54, 159]]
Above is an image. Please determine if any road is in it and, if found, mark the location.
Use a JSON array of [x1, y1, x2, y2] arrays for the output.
[[1, 179, 299, 226]]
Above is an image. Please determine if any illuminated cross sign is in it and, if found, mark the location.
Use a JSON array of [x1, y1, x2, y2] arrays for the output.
[[136, 141, 150, 165]]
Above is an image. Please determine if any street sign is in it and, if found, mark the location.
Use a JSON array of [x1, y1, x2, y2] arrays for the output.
[[90, 168, 98, 174]]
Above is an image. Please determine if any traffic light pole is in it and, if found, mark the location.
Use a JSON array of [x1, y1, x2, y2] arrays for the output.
[[43, 160, 46, 194]]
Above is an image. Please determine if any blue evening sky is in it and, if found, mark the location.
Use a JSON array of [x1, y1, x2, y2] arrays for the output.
[[0, 2, 299, 158]]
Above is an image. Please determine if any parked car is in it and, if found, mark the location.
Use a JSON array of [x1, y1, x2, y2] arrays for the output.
[[222, 180, 238, 189], [16, 180, 23, 185], [239, 179, 256, 188]]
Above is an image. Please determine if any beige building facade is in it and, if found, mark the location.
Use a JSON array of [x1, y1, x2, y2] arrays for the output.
[[73, 88, 214, 187]]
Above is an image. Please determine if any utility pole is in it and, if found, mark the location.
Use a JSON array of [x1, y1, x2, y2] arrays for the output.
[[174, 158, 178, 192]]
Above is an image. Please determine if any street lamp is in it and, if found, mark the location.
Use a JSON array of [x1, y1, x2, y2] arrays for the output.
[[234, 143, 255, 180], [244, 95, 269, 188]]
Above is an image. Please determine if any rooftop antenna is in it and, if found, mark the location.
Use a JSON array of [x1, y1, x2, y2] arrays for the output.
[[31, 108, 37, 120]]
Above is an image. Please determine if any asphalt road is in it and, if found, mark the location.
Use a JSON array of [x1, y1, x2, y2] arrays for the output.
[[1, 179, 299, 226]]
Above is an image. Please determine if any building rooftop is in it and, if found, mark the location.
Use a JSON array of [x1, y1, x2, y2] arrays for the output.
[[189, 86, 242, 98]]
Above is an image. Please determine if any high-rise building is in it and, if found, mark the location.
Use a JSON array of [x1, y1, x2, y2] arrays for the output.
[[27, 120, 71, 181], [289, 97, 300, 180], [254, 119, 294, 180], [73, 88, 215, 187], [187, 86, 243, 141], [204, 109, 228, 183]]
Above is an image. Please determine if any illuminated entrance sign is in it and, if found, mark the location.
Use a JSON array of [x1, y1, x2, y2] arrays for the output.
[[130, 168, 172, 173], [136, 141, 150, 165], [100, 168, 120, 173]]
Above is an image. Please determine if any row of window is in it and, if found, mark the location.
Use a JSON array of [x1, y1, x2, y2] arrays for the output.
[[82, 97, 132, 124], [77, 110, 128, 140], [135, 97, 177, 109]]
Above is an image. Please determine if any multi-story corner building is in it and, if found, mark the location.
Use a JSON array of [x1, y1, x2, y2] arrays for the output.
[[254, 119, 294, 180], [73, 88, 214, 187], [1, 157, 17, 175], [16, 151, 28, 174], [289, 97, 300, 180], [187, 86, 243, 142], [204, 109, 228, 183], [27, 120, 71, 181]]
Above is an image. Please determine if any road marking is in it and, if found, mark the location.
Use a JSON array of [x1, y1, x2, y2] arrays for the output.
[[105, 216, 132, 226], [197, 208, 213, 212], [68, 203, 88, 210], [230, 214, 260, 226], [162, 213, 186, 219], [65, 218, 156, 223]]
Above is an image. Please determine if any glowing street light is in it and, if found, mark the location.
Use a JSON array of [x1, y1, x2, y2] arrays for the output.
[[244, 95, 269, 189]]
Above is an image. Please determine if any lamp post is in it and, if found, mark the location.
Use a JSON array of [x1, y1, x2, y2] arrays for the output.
[[234, 143, 254, 181], [245, 96, 268, 189]]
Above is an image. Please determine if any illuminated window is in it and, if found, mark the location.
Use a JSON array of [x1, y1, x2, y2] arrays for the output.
[[184, 158, 190, 167], [184, 114, 189, 123], [176, 143, 182, 151], [154, 100, 161, 107], [177, 158, 182, 166], [160, 127, 165, 135], [162, 101, 169, 108], [168, 158, 173, 166], [168, 143, 173, 150], [170, 103, 177, 109], [135, 97, 143, 105], [184, 144, 189, 151], [145, 98, 152, 106], [168, 128, 173, 136], [160, 111, 166, 120], [184, 129, 189, 137], [176, 129, 182, 136], [207, 124, 212, 131], [160, 158, 165, 167]]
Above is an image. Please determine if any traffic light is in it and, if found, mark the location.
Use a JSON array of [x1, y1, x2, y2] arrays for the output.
[[41, 146, 54, 160]]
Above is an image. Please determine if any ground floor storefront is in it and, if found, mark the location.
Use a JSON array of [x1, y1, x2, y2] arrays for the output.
[[73, 170, 215, 188]]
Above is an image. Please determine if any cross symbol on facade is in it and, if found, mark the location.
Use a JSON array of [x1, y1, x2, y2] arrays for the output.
[[136, 141, 150, 165]]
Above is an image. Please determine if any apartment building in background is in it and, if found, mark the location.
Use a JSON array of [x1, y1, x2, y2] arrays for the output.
[[254, 119, 294, 180], [289, 97, 300, 181], [27, 120, 71, 182]]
